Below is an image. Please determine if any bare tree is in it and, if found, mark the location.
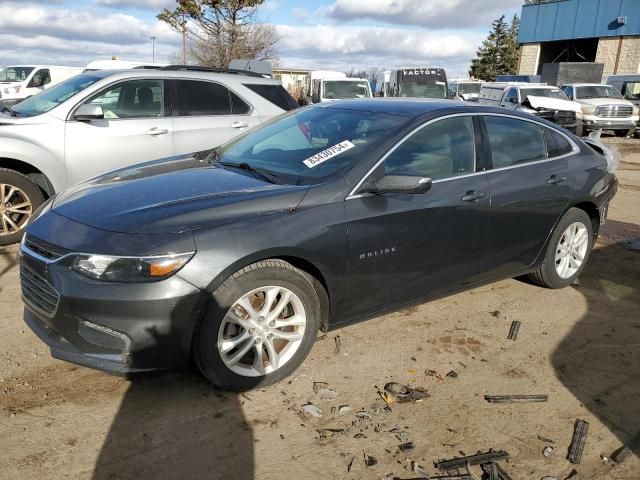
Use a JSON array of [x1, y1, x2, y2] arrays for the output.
[[159, 0, 279, 67]]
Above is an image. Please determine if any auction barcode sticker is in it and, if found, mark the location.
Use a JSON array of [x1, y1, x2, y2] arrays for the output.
[[303, 140, 356, 168]]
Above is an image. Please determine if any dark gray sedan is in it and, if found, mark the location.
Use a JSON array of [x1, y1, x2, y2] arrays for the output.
[[19, 99, 617, 390]]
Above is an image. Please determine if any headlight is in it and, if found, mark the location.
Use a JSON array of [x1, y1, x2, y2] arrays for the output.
[[71, 252, 194, 282], [633, 106, 639, 116], [582, 105, 596, 115], [4, 86, 21, 95]]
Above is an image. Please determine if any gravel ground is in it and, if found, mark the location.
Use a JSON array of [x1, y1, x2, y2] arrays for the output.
[[1, 137, 639, 480]]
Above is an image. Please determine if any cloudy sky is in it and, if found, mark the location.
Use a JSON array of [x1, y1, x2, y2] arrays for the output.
[[0, 0, 524, 77]]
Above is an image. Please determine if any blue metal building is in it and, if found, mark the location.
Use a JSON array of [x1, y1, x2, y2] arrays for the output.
[[517, 0, 640, 76]]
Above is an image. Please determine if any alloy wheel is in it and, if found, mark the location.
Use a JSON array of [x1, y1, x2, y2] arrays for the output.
[[555, 221, 589, 279], [217, 286, 307, 377], [0, 183, 33, 236]]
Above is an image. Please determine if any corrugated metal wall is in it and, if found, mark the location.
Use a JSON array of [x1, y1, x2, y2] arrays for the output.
[[518, 0, 640, 44]]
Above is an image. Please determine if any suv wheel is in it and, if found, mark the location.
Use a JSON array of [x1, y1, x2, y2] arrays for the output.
[[0, 169, 45, 246], [528, 208, 593, 289], [195, 260, 323, 391]]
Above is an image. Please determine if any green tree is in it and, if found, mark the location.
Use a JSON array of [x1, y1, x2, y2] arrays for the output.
[[469, 14, 520, 81], [158, 0, 279, 67]]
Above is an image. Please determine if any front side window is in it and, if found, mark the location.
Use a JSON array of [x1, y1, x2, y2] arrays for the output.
[[11, 74, 101, 117], [87, 79, 164, 119], [622, 82, 640, 101], [219, 107, 407, 185], [562, 86, 574, 99], [504, 88, 518, 103], [0, 66, 34, 82], [29, 69, 51, 87], [575, 85, 622, 99], [175, 80, 232, 116], [384, 116, 476, 180], [485, 116, 546, 168]]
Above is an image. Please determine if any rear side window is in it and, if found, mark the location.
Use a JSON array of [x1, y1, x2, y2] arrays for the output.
[[175, 80, 232, 116], [485, 116, 546, 168], [544, 128, 574, 158], [244, 84, 299, 111], [229, 91, 251, 114]]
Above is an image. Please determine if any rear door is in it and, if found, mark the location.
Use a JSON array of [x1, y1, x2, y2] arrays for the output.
[[345, 115, 490, 317], [479, 114, 577, 279], [170, 79, 260, 155], [65, 78, 174, 185]]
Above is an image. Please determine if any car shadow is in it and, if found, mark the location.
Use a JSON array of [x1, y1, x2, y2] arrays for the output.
[[0, 245, 18, 296], [552, 220, 640, 459], [92, 312, 259, 479]]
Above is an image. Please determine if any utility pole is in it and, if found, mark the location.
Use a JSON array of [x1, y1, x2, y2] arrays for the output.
[[181, 13, 187, 64], [150, 36, 156, 62]]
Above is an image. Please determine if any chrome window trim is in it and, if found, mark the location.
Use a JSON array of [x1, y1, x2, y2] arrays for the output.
[[346, 112, 580, 200]]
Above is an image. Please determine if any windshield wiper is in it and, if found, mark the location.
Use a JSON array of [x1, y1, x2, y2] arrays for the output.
[[218, 161, 280, 184]]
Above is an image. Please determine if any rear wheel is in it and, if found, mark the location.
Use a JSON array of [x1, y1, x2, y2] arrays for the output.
[[528, 208, 594, 289], [615, 128, 635, 138], [0, 169, 45, 246], [195, 260, 322, 391]]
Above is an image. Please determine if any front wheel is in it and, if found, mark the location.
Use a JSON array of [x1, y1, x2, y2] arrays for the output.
[[194, 260, 323, 391], [615, 128, 635, 138], [528, 208, 594, 289], [0, 169, 45, 246]]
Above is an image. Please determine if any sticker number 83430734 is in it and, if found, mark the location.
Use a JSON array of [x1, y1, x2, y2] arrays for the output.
[[303, 140, 356, 168]]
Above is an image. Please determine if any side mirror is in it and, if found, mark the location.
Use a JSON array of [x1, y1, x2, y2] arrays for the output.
[[74, 104, 104, 121], [360, 173, 432, 195]]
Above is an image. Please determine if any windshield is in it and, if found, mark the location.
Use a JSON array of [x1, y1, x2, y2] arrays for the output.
[[219, 107, 407, 185], [0, 66, 34, 83], [575, 85, 623, 99], [11, 74, 101, 117], [399, 82, 447, 99], [623, 82, 640, 101], [458, 83, 481, 95], [520, 88, 568, 102], [322, 80, 370, 99]]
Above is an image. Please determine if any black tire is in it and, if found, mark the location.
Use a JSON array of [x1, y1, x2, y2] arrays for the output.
[[573, 123, 584, 137], [0, 168, 45, 246], [194, 259, 323, 391], [614, 128, 635, 138], [528, 208, 594, 289]]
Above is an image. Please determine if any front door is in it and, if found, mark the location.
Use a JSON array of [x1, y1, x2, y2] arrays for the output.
[[479, 114, 575, 279], [345, 115, 490, 318], [65, 79, 174, 186]]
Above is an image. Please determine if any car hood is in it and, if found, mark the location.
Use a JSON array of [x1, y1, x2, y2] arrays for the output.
[[52, 155, 309, 235], [526, 95, 582, 113], [577, 97, 634, 108]]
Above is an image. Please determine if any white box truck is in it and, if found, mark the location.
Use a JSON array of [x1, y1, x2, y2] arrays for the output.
[[308, 71, 372, 103]]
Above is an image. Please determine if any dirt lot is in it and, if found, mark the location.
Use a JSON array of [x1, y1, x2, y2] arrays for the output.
[[1, 137, 639, 480]]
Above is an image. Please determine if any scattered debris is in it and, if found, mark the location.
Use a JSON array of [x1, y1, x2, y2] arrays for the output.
[[334, 335, 342, 354], [567, 420, 589, 464], [301, 403, 322, 418], [411, 460, 430, 477], [542, 446, 554, 457], [507, 320, 521, 341], [312, 381, 328, 394], [347, 456, 355, 472], [384, 382, 430, 403], [379, 389, 394, 406], [407, 368, 417, 375], [398, 442, 415, 453], [571, 278, 581, 287], [484, 394, 548, 403], [537, 435, 555, 444], [425, 369, 445, 380], [490, 310, 501, 318], [446, 371, 458, 379], [338, 405, 352, 415], [355, 410, 372, 420], [364, 454, 378, 467], [481, 462, 513, 480], [600, 454, 612, 463], [435, 450, 509, 470], [319, 388, 337, 400], [540, 477, 558, 480], [611, 431, 640, 464], [563, 469, 578, 480]]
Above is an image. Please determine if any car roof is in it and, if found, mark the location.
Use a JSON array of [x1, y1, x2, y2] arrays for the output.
[[313, 98, 533, 118], [563, 83, 611, 87], [84, 68, 280, 84]]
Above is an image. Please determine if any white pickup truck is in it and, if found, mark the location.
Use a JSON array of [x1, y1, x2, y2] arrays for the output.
[[560, 83, 638, 137]]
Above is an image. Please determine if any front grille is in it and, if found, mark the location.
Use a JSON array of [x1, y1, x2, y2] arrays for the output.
[[595, 105, 633, 118], [24, 235, 70, 261], [537, 110, 577, 126], [20, 265, 60, 318]]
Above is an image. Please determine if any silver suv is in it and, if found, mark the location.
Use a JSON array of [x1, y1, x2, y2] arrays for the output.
[[0, 66, 298, 244]]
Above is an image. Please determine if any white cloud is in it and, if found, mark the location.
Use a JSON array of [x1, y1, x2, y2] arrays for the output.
[[262, 0, 281, 12], [325, 0, 522, 28], [97, 0, 175, 10], [292, 7, 310, 23]]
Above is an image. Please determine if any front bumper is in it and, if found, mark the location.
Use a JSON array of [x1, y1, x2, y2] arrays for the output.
[[19, 213, 207, 375], [583, 118, 637, 131]]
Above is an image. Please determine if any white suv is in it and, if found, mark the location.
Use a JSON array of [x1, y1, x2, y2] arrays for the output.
[[0, 66, 298, 244], [560, 83, 638, 137]]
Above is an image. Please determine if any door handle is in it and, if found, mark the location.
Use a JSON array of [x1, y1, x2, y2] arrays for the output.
[[232, 121, 249, 129], [461, 190, 487, 202], [547, 175, 567, 185], [146, 127, 169, 136]]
